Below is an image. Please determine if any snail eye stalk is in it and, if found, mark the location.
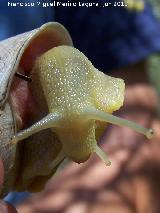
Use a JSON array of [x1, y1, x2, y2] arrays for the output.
[[94, 146, 111, 166], [85, 109, 154, 166], [86, 109, 154, 139]]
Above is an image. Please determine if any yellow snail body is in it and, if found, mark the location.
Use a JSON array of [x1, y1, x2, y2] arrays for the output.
[[12, 45, 153, 167], [0, 22, 153, 196]]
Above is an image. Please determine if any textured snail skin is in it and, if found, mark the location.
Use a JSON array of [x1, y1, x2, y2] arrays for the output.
[[11, 45, 154, 193], [37, 45, 124, 163], [12, 45, 124, 165], [0, 22, 153, 195]]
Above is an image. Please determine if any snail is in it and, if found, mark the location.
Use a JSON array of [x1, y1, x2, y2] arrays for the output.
[[0, 22, 153, 197]]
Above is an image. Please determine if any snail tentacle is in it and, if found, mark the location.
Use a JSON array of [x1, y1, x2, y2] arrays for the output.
[[94, 146, 111, 166], [11, 112, 61, 144], [86, 109, 154, 139]]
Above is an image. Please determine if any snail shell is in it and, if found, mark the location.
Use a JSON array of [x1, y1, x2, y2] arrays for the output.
[[0, 22, 72, 196]]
